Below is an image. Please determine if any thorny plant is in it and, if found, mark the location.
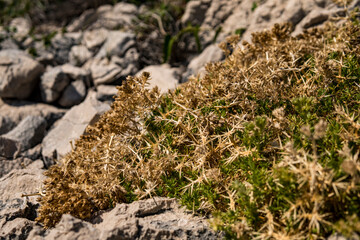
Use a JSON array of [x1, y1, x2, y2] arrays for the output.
[[36, 12, 360, 239]]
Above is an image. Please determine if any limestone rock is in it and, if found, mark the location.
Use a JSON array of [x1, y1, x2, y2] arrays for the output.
[[49, 33, 79, 65], [181, 0, 211, 26], [293, 7, 346, 36], [58, 80, 87, 107], [0, 158, 32, 178], [183, 44, 224, 81], [0, 38, 19, 50], [0, 168, 45, 203], [95, 85, 118, 103], [40, 66, 70, 103], [82, 28, 109, 50], [60, 63, 91, 87], [136, 64, 180, 93], [9, 17, 31, 41], [69, 45, 93, 66], [0, 116, 46, 158], [0, 50, 44, 99], [28, 198, 221, 240], [0, 115, 16, 135], [85, 58, 122, 86], [0, 100, 66, 127], [90, 2, 138, 30], [95, 31, 136, 59], [0, 218, 36, 240], [42, 92, 110, 166], [66, 9, 98, 32]]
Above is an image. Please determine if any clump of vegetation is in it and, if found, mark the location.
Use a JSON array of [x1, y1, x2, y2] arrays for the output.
[[36, 14, 360, 239]]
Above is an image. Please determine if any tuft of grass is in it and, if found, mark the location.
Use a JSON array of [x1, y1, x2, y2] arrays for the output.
[[36, 13, 360, 239]]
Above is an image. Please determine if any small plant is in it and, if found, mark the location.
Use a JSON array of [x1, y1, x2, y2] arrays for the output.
[[251, 2, 258, 12]]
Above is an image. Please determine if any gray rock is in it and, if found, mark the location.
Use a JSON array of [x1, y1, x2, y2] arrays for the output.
[[0, 115, 16, 135], [69, 45, 93, 66], [66, 9, 98, 32], [0, 168, 45, 204], [241, 0, 335, 42], [0, 116, 46, 158], [0, 198, 37, 223], [58, 80, 87, 107], [293, 7, 346, 36], [0, 50, 44, 99], [82, 28, 109, 50], [30, 215, 101, 240], [61, 63, 91, 87], [327, 233, 359, 240], [136, 64, 180, 94], [95, 31, 135, 59], [85, 58, 122, 86], [9, 17, 31, 41], [113, 2, 138, 15], [199, 0, 241, 44], [111, 47, 140, 77], [0, 38, 19, 50], [181, 0, 211, 26], [42, 92, 110, 166], [28, 197, 221, 240], [0, 157, 32, 178], [49, 33, 79, 65], [0, 99, 66, 127], [95, 85, 118, 103], [0, 166, 44, 239], [183, 44, 224, 82], [220, 0, 254, 38], [0, 217, 36, 240], [20, 144, 42, 161], [31, 41, 56, 65], [90, 2, 138, 30], [40, 66, 70, 103]]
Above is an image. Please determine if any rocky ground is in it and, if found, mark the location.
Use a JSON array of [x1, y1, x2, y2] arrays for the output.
[[0, 0, 358, 239]]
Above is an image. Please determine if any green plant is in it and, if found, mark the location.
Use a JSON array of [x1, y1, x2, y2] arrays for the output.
[[36, 14, 360, 240], [163, 24, 201, 63]]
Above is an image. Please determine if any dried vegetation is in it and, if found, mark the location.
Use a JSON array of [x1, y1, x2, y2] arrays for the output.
[[36, 13, 360, 239]]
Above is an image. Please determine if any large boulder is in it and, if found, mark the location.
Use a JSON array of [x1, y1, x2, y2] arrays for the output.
[[0, 50, 44, 99], [42, 92, 110, 166]]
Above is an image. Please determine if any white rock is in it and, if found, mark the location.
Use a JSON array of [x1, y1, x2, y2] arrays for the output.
[[69, 45, 92, 66], [0, 50, 44, 99], [42, 92, 110, 166], [58, 80, 87, 107], [136, 64, 180, 94]]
